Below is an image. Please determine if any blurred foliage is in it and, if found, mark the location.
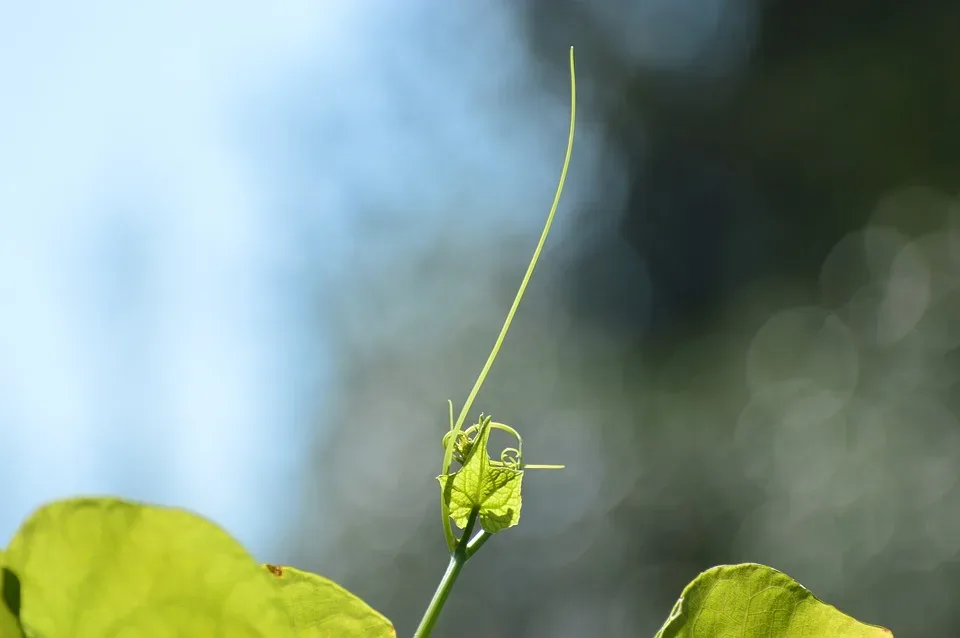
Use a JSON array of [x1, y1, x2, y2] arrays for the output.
[[289, 1, 959, 636]]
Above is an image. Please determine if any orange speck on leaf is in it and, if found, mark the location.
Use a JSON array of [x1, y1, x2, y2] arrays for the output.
[[266, 564, 283, 577]]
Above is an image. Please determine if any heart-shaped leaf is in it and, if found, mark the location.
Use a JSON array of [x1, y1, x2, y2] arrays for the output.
[[437, 418, 523, 533], [655, 563, 893, 637]]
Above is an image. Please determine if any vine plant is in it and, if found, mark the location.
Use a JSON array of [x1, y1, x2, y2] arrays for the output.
[[0, 47, 893, 637]]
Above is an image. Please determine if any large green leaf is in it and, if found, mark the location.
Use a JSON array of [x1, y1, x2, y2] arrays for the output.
[[655, 563, 893, 637], [437, 418, 523, 533], [262, 564, 394, 637], [1, 497, 394, 638], [4, 497, 293, 637]]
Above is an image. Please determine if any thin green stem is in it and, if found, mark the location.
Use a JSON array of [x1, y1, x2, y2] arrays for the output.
[[415, 509, 480, 638], [412, 553, 467, 638], [457, 508, 480, 553], [464, 529, 491, 560], [440, 45, 577, 551]]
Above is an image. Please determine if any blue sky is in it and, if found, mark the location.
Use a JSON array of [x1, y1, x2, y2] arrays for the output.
[[0, 0, 355, 558]]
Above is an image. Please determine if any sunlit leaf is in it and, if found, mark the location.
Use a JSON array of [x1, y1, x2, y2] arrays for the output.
[[655, 563, 893, 637], [263, 564, 394, 637], [4, 497, 292, 637], [438, 418, 523, 533]]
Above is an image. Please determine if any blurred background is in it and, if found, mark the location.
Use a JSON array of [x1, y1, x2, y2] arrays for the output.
[[2, 0, 959, 635]]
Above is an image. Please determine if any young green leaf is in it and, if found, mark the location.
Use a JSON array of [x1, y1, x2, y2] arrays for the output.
[[655, 563, 893, 638], [437, 416, 524, 533], [262, 564, 395, 637]]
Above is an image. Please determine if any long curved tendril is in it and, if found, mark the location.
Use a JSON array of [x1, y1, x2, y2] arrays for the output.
[[443, 420, 566, 471], [441, 47, 577, 552]]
